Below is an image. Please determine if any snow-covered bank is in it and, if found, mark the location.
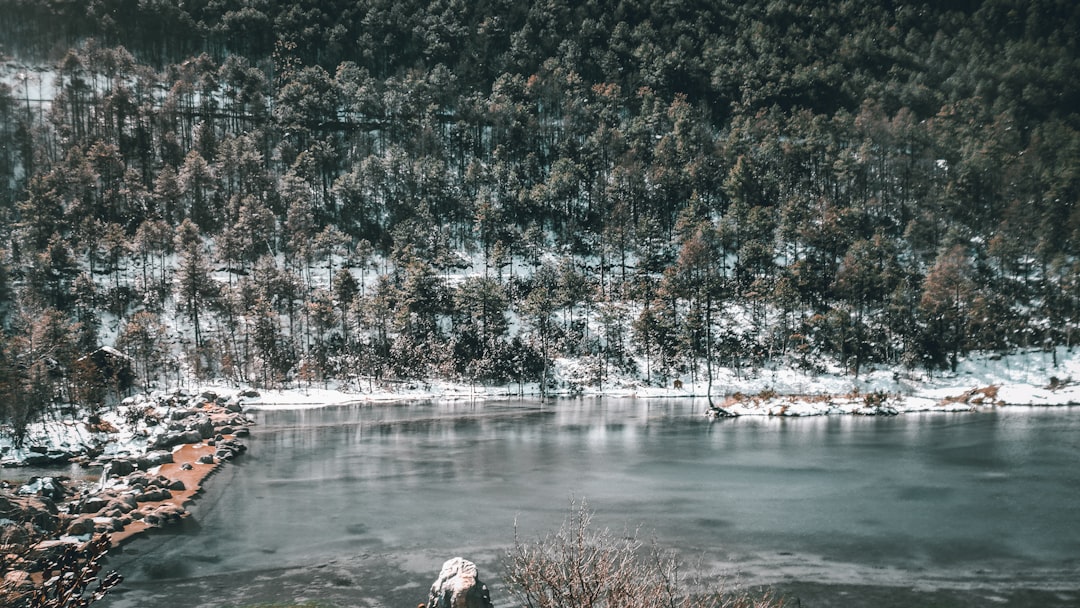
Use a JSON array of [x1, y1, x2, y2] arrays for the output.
[[243, 347, 1080, 413], [0, 389, 252, 469], [2, 348, 1078, 467]]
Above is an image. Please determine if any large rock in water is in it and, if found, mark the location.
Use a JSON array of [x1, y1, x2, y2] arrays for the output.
[[427, 558, 493, 608]]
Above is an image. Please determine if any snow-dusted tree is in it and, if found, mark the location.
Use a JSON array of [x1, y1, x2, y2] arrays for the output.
[[666, 215, 725, 394], [178, 150, 216, 231], [250, 295, 295, 388], [919, 244, 975, 372], [100, 221, 130, 317], [25, 234, 78, 310], [313, 224, 350, 292], [174, 219, 217, 348], [394, 258, 443, 340], [333, 267, 359, 342], [116, 311, 168, 391], [152, 164, 184, 224], [832, 232, 902, 375], [16, 175, 66, 254], [133, 218, 174, 305], [282, 172, 316, 273], [307, 288, 337, 344], [520, 263, 559, 395], [454, 276, 509, 346], [221, 193, 277, 275], [71, 272, 100, 353]]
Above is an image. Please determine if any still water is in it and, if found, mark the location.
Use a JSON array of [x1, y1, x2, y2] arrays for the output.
[[102, 399, 1080, 607]]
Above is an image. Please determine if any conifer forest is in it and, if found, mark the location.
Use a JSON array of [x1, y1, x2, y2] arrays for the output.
[[0, 1, 1078, 431]]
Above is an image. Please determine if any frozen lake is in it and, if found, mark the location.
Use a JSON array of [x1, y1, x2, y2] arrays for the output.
[[101, 399, 1080, 607]]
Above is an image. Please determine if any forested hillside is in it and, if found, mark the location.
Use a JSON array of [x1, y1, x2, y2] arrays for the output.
[[1, 0, 1078, 432]]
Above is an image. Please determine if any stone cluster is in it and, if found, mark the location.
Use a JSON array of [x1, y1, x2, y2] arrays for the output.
[[1, 389, 256, 592], [63, 470, 187, 536]]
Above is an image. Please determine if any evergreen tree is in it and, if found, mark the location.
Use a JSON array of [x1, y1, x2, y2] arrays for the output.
[[919, 245, 975, 372], [174, 219, 217, 348]]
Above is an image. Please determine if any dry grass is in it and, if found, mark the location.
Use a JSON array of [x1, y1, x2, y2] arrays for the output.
[[943, 385, 1003, 406]]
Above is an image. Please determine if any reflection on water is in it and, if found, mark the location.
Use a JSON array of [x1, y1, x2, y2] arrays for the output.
[[102, 400, 1080, 608], [1, 461, 101, 484]]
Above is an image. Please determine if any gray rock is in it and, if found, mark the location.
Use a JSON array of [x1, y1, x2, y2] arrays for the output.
[[17, 476, 66, 501], [180, 429, 204, 444], [107, 497, 136, 513], [79, 496, 109, 514], [193, 416, 216, 439], [24, 451, 70, 465], [171, 409, 198, 421], [126, 472, 150, 487], [198, 454, 215, 465], [427, 558, 494, 608], [1, 522, 36, 545], [108, 459, 136, 476], [66, 517, 96, 536], [135, 488, 172, 503], [0, 494, 59, 532], [140, 503, 185, 528], [213, 439, 247, 461], [137, 451, 175, 470], [94, 517, 124, 532], [153, 430, 203, 449]]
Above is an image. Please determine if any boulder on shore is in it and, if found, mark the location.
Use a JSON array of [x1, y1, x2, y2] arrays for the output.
[[427, 557, 494, 608], [153, 429, 203, 449], [136, 450, 174, 470]]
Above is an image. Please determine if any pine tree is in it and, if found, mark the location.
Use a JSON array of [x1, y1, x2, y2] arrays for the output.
[[174, 219, 217, 348], [117, 310, 168, 391], [919, 245, 975, 372]]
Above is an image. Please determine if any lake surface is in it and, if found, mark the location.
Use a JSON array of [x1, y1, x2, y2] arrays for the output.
[[101, 399, 1080, 608]]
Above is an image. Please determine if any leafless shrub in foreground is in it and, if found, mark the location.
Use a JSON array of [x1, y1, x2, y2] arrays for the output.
[[504, 500, 783, 608], [1, 534, 122, 608]]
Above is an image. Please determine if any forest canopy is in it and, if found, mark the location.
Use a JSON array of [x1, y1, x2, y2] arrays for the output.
[[0, 0, 1078, 429]]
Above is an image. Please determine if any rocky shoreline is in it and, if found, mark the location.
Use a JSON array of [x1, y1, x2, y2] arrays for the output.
[[1, 390, 254, 599]]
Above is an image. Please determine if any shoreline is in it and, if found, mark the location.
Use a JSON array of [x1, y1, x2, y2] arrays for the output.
[[235, 381, 1080, 415], [0, 394, 252, 601], [229, 347, 1080, 413], [2, 347, 1078, 542], [105, 436, 231, 548]]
